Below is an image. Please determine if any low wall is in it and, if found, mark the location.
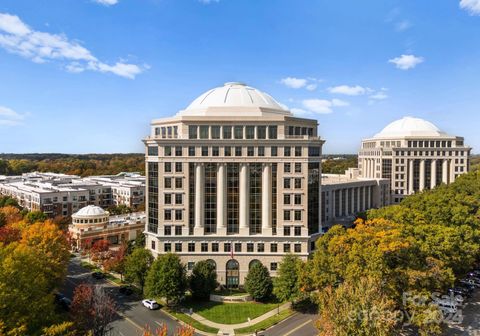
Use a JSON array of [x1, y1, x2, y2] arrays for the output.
[[210, 294, 252, 303]]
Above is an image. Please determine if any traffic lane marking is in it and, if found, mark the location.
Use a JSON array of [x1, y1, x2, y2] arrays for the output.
[[282, 318, 314, 336]]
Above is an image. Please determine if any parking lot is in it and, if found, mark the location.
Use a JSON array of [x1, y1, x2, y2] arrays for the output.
[[444, 286, 480, 335]]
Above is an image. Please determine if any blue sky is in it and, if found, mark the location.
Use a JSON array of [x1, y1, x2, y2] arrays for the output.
[[1, 0, 480, 154]]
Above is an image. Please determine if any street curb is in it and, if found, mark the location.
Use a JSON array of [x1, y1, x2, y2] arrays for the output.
[[234, 311, 298, 336], [160, 308, 218, 336]]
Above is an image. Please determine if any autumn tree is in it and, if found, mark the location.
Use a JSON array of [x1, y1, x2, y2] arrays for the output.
[[103, 243, 127, 281], [71, 284, 116, 336], [0, 206, 22, 225], [145, 253, 187, 306], [124, 248, 153, 293], [189, 260, 217, 300], [25, 210, 48, 224], [90, 239, 111, 269]]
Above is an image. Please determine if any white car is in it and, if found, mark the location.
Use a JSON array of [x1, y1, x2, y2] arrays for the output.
[[142, 299, 160, 310]]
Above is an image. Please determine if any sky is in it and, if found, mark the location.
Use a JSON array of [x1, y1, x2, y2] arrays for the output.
[[1, 0, 480, 154]]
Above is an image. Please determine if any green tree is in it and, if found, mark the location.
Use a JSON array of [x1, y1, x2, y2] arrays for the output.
[[145, 253, 187, 306], [25, 210, 47, 224], [124, 248, 153, 293], [273, 254, 302, 303], [189, 260, 217, 300], [244, 262, 273, 302]]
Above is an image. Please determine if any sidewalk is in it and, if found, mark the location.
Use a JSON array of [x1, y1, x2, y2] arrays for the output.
[[186, 302, 292, 335]]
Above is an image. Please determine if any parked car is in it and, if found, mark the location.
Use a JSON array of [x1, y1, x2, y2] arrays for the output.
[[458, 281, 476, 293], [92, 272, 106, 279], [448, 287, 471, 298], [433, 299, 458, 314], [142, 299, 159, 310], [119, 285, 134, 296], [461, 278, 480, 288], [54, 293, 72, 311]]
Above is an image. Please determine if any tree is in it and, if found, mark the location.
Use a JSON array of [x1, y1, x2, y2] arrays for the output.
[[124, 248, 153, 293], [316, 277, 399, 336], [273, 254, 302, 303], [25, 210, 47, 224], [90, 239, 110, 268], [244, 263, 272, 302], [71, 284, 116, 336], [104, 244, 127, 281], [0, 225, 21, 244], [189, 260, 217, 300], [41, 322, 77, 336], [145, 253, 187, 306], [0, 206, 22, 225]]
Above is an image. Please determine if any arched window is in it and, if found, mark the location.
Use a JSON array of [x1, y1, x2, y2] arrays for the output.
[[226, 259, 239, 288], [248, 259, 261, 270], [206, 259, 217, 270]]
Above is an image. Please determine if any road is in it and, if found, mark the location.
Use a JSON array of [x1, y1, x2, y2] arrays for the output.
[[444, 287, 480, 336], [263, 312, 317, 336], [63, 256, 182, 336]]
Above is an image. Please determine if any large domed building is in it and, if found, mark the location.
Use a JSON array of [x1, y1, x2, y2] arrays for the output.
[[144, 82, 325, 286], [359, 116, 471, 203]]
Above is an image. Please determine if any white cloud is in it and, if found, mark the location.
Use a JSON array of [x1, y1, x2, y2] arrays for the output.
[[199, 0, 220, 3], [369, 92, 388, 100], [388, 54, 424, 70], [280, 77, 308, 89], [395, 20, 412, 32], [0, 106, 25, 126], [460, 0, 480, 15], [305, 84, 317, 91], [0, 13, 146, 79], [328, 85, 370, 96], [290, 108, 308, 115], [301, 98, 349, 114], [93, 0, 118, 5]]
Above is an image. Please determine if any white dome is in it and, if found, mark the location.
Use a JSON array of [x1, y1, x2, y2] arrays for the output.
[[374, 117, 448, 138], [178, 82, 290, 117], [73, 205, 106, 217]]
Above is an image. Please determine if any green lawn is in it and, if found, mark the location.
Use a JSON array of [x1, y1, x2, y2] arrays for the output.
[[184, 300, 279, 324], [213, 288, 248, 297], [234, 309, 294, 334], [165, 309, 219, 334]]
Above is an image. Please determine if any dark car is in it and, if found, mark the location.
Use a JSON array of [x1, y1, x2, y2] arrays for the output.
[[119, 285, 134, 296], [449, 287, 471, 297], [54, 293, 72, 311], [92, 271, 106, 279]]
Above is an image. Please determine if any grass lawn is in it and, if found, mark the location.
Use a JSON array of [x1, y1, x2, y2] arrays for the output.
[[184, 299, 280, 324], [234, 309, 294, 334], [165, 309, 219, 334], [213, 288, 248, 297]]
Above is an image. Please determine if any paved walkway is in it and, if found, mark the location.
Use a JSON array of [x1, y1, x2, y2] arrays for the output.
[[186, 302, 292, 335]]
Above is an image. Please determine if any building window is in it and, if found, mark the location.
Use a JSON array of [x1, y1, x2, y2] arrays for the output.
[[235, 243, 242, 252], [247, 147, 254, 156], [294, 226, 301, 236], [295, 163, 302, 173], [294, 178, 302, 189], [165, 146, 172, 156], [175, 225, 182, 235], [258, 146, 265, 157], [148, 146, 158, 156], [283, 226, 291, 236], [164, 178, 172, 188], [284, 194, 291, 204], [225, 146, 231, 156], [271, 146, 277, 157], [187, 262, 195, 270], [246, 126, 255, 139], [164, 209, 172, 220], [188, 126, 198, 139], [284, 178, 291, 189], [247, 243, 254, 252], [188, 146, 196, 156], [201, 243, 208, 252], [257, 126, 266, 139], [283, 244, 291, 253], [249, 164, 262, 234], [175, 193, 183, 204], [175, 162, 183, 173], [295, 146, 302, 156], [175, 243, 182, 252], [202, 146, 209, 156], [175, 210, 183, 221], [212, 146, 220, 156], [204, 163, 217, 234], [211, 126, 221, 139], [284, 146, 291, 157], [294, 244, 302, 253], [188, 243, 195, 252], [284, 210, 291, 221], [164, 193, 172, 205], [227, 163, 240, 234], [164, 226, 171, 235], [175, 177, 183, 189], [200, 126, 209, 139], [257, 243, 265, 252], [224, 243, 231, 252], [270, 243, 277, 253], [294, 194, 301, 205], [164, 243, 171, 252], [234, 126, 243, 139], [270, 262, 278, 271], [165, 162, 172, 173], [212, 243, 219, 252], [284, 163, 291, 173], [235, 147, 242, 156], [151, 240, 156, 250], [175, 146, 182, 156], [223, 126, 232, 139], [268, 126, 277, 139]]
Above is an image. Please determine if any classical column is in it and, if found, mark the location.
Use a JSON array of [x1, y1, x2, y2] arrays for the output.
[[419, 159, 425, 191], [366, 159, 370, 178], [362, 187, 366, 211], [216, 164, 227, 234], [366, 186, 371, 209], [239, 163, 249, 234], [408, 159, 414, 194], [339, 189, 343, 216], [356, 187, 360, 213], [442, 159, 448, 184], [450, 159, 456, 183], [350, 188, 355, 214], [331, 190, 336, 219], [261, 163, 272, 234], [194, 163, 204, 234], [371, 159, 375, 178], [430, 160, 437, 189]]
